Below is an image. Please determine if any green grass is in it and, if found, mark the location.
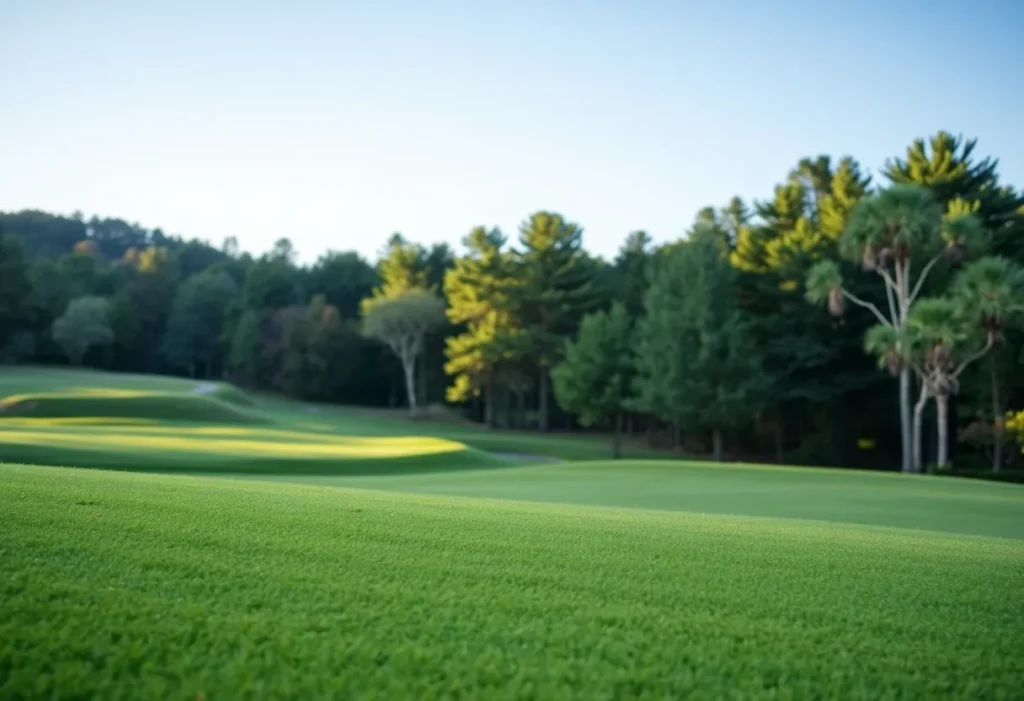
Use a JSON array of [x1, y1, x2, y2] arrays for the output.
[[246, 459, 1024, 540], [0, 367, 663, 474], [4, 367, 1024, 697], [0, 388, 266, 424], [2, 465, 1023, 699]]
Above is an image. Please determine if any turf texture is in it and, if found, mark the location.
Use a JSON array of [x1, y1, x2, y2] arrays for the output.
[[2, 465, 1023, 699]]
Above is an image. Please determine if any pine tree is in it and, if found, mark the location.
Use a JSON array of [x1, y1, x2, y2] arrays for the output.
[[443, 226, 527, 425], [729, 157, 874, 464], [514, 211, 602, 432], [634, 225, 767, 461], [551, 302, 635, 457], [612, 230, 653, 319]]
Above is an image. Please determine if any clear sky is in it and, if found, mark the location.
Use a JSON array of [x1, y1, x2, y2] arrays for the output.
[[2, 0, 1021, 264]]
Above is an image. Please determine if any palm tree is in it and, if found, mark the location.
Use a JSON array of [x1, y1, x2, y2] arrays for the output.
[[806, 184, 983, 473], [894, 257, 1024, 471]]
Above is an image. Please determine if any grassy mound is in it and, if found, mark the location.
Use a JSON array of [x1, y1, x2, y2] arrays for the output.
[[309, 458, 1024, 540], [0, 388, 266, 424], [0, 420, 504, 475], [2, 465, 1022, 699]]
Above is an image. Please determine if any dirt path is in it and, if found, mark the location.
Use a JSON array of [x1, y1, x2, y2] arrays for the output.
[[492, 452, 563, 464]]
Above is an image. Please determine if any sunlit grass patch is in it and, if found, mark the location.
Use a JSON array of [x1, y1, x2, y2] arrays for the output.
[[0, 425, 467, 458]]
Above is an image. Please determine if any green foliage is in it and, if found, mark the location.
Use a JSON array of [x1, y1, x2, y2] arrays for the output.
[[229, 309, 263, 386], [0, 235, 31, 348], [305, 251, 378, 319], [363, 289, 447, 412], [950, 256, 1024, 337], [371, 233, 429, 300], [242, 248, 299, 311], [274, 295, 363, 400], [885, 132, 1024, 252], [161, 270, 238, 376], [51, 295, 114, 365], [2, 129, 1023, 469], [634, 234, 766, 457], [551, 303, 634, 451], [613, 230, 653, 318], [804, 260, 842, 305], [840, 184, 944, 262], [513, 211, 604, 431], [443, 227, 527, 409]]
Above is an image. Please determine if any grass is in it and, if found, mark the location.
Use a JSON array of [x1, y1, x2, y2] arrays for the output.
[[0, 367, 663, 474], [3, 366, 1024, 697], [2, 465, 1023, 699], [251, 459, 1024, 540]]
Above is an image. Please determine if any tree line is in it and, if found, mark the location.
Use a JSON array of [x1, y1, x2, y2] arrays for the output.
[[1, 131, 1023, 476]]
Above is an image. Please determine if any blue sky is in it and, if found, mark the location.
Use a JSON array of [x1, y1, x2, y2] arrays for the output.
[[2, 0, 1021, 263]]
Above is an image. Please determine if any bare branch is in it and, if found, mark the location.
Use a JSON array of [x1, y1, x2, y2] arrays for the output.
[[952, 337, 995, 379], [908, 253, 943, 306], [840, 288, 892, 327]]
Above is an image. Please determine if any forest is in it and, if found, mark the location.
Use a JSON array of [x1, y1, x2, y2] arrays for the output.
[[2, 131, 1023, 476]]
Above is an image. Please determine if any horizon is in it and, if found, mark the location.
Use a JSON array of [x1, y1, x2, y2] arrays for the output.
[[3, 0, 1022, 265]]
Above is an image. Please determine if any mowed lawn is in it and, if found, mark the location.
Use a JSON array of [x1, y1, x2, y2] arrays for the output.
[[0, 367, 660, 470], [2, 465, 1023, 699], [4, 367, 1024, 697], [253, 459, 1024, 540]]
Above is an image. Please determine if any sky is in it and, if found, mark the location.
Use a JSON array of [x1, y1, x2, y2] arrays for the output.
[[2, 0, 1022, 264]]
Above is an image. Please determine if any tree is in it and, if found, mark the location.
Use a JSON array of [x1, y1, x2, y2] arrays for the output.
[[242, 253, 299, 310], [0, 236, 31, 350], [729, 157, 876, 465], [161, 270, 238, 377], [613, 230, 653, 319], [805, 184, 984, 472], [306, 251, 379, 320], [373, 233, 428, 299], [443, 227, 527, 425], [552, 303, 634, 457], [52, 296, 114, 365], [634, 226, 767, 461], [361, 289, 446, 415], [514, 211, 602, 432], [229, 309, 263, 387], [886, 132, 1024, 467], [864, 257, 1024, 471]]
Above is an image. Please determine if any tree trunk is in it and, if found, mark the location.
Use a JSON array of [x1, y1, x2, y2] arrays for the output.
[[992, 366, 1003, 473], [418, 348, 428, 408], [537, 366, 549, 432], [484, 376, 495, 428], [612, 414, 623, 459], [912, 387, 929, 474], [627, 414, 634, 437], [936, 394, 949, 470], [899, 367, 913, 473], [712, 427, 723, 463], [403, 356, 418, 416], [774, 417, 784, 464]]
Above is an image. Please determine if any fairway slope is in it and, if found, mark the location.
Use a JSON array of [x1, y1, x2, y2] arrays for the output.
[[1, 464, 1022, 699], [0, 368, 508, 476], [0, 388, 266, 424], [0, 421, 506, 475], [272, 458, 1024, 540]]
